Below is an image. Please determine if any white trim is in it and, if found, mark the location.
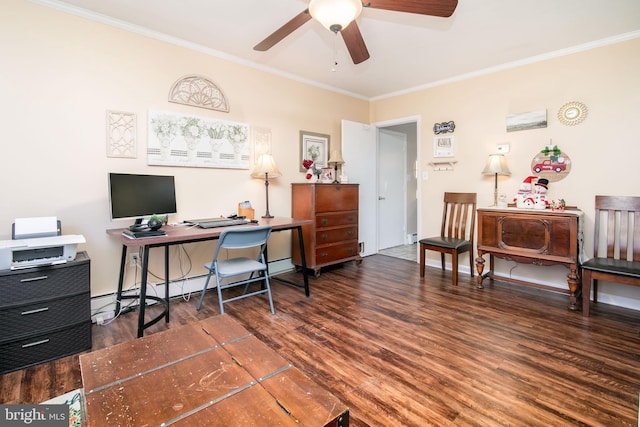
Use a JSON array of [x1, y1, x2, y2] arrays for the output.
[[90, 258, 295, 323]]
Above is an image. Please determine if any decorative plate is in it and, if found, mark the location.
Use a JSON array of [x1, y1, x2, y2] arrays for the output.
[[558, 101, 588, 126]]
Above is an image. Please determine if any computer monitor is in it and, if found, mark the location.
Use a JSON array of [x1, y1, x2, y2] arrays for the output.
[[108, 173, 177, 225]]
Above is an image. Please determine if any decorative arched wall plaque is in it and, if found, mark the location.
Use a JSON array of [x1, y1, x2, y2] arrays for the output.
[[168, 75, 229, 112]]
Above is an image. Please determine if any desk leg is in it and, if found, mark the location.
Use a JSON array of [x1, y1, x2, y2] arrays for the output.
[[115, 245, 127, 316], [164, 245, 170, 322], [297, 226, 310, 297], [137, 246, 150, 338]]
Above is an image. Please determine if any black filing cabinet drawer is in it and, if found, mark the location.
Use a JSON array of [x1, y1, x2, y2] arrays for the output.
[[0, 252, 91, 374], [0, 322, 91, 373], [0, 252, 90, 305], [0, 293, 90, 341]]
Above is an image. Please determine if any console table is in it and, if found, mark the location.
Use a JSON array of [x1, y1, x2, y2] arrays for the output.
[[475, 207, 583, 310], [107, 217, 312, 338]]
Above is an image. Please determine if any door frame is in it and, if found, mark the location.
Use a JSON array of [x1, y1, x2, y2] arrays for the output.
[[375, 116, 421, 255]]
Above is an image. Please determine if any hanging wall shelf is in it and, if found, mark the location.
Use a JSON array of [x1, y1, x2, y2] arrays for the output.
[[428, 160, 458, 171]]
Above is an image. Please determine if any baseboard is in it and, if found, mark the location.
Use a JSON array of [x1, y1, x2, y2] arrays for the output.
[[90, 258, 294, 323]]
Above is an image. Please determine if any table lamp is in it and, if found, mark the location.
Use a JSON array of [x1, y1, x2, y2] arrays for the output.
[[251, 154, 282, 218], [328, 150, 344, 184], [482, 153, 511, 206]]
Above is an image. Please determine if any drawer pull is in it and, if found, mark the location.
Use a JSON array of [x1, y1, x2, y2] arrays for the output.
[[348, 216, 354, 222], [348, 231, 354, 236], [22, 339, 50, 348], [321, 219, 328, 225], [320, 234, 328, 240], [320, 253, 328, 258], [20, 275, 48, 283], [21, 307, 49, 316]]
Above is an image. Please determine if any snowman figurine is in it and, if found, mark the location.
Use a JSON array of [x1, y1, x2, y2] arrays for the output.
[[533, 178, 549, 210], [515, 176, 538, 208]]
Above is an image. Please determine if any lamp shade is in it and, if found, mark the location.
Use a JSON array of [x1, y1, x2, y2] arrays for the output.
[[251, 154, 282, 178], [482, 154, 511, 176], [328, 150, 345, 165], [309, 0, 363, 32]]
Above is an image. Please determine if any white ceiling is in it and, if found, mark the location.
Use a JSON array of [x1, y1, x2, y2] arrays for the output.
[[40, 0, 640, 99]]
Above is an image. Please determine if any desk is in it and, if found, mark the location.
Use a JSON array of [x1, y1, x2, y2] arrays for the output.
[[80, 315, 349, 426], [476, 207, 582, 310], [107, 217, 312, 337]]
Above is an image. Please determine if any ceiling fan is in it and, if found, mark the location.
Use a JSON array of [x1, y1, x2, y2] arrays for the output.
[[254, 0, 458, 64]]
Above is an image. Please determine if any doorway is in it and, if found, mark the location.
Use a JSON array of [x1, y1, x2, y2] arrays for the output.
[[377, 121, 418, 262], [341, 118, 420, 262]]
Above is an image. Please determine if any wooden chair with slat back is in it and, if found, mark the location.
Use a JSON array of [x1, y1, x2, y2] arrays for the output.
[[581, 195, 640, 316], [419, 192, 477, 286]]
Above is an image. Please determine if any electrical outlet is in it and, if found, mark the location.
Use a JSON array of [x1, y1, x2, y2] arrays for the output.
[[130, 253, 139, 266]]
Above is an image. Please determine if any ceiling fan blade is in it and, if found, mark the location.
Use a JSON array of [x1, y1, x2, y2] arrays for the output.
[[366, 0, 458, 18], [253, 10, 312, 51], [341, 21, 370, 64]]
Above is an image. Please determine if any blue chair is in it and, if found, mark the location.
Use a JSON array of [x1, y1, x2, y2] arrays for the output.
[[197, 225, 275, 314]]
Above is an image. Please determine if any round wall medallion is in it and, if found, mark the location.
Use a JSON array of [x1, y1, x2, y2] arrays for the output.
[[558, 101, 588, 126]]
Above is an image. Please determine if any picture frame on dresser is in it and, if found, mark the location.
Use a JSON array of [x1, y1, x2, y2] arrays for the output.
[[299, 131, 329, 171]]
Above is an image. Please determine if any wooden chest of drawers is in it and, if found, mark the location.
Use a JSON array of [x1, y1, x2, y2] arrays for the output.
[[292, 183, 361, 276], [0, 251, 91, 374]]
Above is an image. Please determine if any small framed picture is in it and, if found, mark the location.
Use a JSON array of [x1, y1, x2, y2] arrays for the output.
[[299, 130, 330, 172], [434, 136, 454, 157]]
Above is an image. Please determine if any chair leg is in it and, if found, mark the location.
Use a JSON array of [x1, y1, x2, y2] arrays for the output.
[[419, 243, 426, 277], [593, 279, 598, 303], [451, 252, 458, 286], [440, 253, 445, 272], [216, 274, 225, 314], [197, 272, 213, 311], [582, 270, 591, 316], [264, 275, 275, 315], [469, 252, 474, 277]]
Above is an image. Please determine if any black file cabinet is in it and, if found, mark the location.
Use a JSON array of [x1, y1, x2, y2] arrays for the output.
[[0, 251, 91, 374]]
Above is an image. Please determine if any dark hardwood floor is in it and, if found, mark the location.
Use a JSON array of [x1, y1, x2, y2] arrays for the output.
[[2, 254, 640, 426]]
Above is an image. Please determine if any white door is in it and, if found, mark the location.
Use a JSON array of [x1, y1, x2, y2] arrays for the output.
[[378, 129, 407, 249], [341, 120, 377, 256]]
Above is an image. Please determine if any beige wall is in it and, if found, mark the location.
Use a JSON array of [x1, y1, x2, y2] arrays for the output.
[[0, 0, 368, 296], [371, 38, 640, 308], [2, 0, 639, 310]]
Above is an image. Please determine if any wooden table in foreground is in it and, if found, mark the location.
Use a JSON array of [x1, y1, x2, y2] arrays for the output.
[[476, 207, 583, 310], [80, 315, 349, 426]]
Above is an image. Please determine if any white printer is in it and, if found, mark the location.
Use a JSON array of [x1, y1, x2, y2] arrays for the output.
[[0, 217, 85, 270]]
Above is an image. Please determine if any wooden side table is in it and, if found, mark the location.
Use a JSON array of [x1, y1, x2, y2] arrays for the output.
[[476, 207, 582, 310]]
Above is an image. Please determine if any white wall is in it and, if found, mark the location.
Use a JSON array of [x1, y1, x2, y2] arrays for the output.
[[0, 0, 368, 297], [371, 37, 640, 310]]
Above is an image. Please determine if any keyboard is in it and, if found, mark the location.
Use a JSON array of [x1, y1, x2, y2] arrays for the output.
[[185, 218, 249, 229]]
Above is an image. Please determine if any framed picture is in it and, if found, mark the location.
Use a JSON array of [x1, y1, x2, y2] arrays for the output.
[[434, 136, 455, 157], [299, 131, 330, 172], [506, 110, 547, 132]]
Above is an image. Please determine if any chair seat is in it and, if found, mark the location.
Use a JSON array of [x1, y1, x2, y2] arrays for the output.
[[419, 236, 471, 251], [582, 257, 640, 278], [205, 258, 267, 277]]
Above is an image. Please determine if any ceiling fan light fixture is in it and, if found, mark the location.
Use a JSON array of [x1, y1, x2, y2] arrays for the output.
[[309, 0, 363, 33]]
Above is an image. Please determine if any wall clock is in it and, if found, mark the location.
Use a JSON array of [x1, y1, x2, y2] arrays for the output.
[[558, 101, 588, 126]]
